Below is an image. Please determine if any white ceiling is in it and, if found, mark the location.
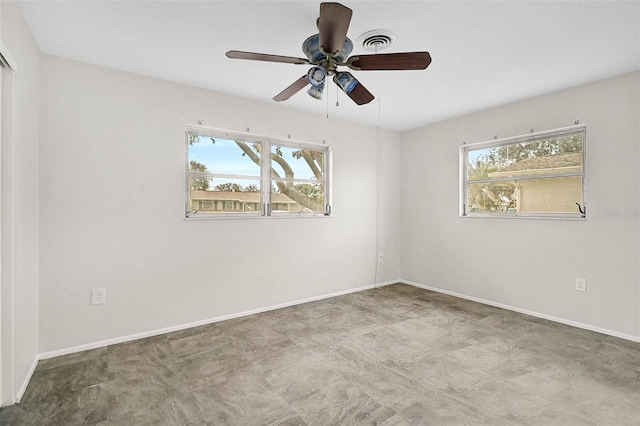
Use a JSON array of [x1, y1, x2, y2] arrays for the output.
[[17, 1, 640, 131]]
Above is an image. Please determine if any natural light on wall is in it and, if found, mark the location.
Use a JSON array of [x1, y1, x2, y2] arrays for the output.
[[460, 125, 586, 219]]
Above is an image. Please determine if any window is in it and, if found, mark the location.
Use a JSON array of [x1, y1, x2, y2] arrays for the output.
[[270, 144, 327, 215], [186, 127, 331, 219], [460, 125, 586, 219]]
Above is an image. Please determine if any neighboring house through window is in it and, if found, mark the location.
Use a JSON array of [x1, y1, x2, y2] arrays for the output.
[[460, 125, 586, 219]]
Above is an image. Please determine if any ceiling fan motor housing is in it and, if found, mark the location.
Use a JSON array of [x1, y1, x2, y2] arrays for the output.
[[302, 34, 353, 65]]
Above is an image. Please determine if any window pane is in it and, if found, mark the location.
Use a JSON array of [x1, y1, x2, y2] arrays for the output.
[[467, 133, 584, 181], [502, 136, 583, 176], [466, 181, 517, 213], [271, 181, 325, 213], [468, 176, 583, 214], [271, 145, 324, 181], [189, 178, 261, 214], [467, 147, 500, 181], [515, 176, 583, 214], [188, 135, 261, 177]]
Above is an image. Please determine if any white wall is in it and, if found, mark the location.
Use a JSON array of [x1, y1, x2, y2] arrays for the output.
[[37, 55, 640, 355], [402, 71, 640, 338], [39, 55, 402, 354], [0, 1, 40, 404]]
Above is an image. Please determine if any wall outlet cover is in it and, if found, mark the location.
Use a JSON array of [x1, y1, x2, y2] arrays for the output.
[[91, 288, 106, 305]]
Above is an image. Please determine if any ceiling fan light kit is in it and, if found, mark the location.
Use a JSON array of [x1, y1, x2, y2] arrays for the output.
[[307, 66, 327, 85], [225, 2, 431, 106], [306, 66, 328, 99], [334, 72, 358, 93]]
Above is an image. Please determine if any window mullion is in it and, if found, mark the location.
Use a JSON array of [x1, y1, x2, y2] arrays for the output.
[[262, 140, 271, 216], [325, 147, 332, 215], [188, 172, 260, 181], [272, 177, 326, 185], [468, 171, 583, 185]]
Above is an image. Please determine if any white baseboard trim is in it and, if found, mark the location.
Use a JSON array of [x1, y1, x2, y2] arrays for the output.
[[39, 280, 399, 360], [401, 279, 640, 343], [15, 356, 38, 403]]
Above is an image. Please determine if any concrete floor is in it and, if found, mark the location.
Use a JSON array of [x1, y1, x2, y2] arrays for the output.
[[2, 284, 640, 425]]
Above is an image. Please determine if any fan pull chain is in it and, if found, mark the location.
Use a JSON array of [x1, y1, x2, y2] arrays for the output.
[[336, 84, 340, 107], [326, 85, 330, 118]]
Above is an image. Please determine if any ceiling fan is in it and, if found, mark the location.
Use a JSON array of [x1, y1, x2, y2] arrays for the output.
[[225, 2, 432, 106]]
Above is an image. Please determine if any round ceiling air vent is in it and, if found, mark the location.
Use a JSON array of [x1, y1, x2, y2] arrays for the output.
[[357, 29, 397, 52]]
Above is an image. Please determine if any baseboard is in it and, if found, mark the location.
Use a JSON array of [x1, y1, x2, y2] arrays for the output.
[[15, 356, 39, 403], [39, 280, 399, 360], [35, 277, 640, 362], [401, 279, 640, 343]]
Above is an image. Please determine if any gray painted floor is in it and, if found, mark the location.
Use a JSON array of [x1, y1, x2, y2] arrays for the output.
[[2, 284, 640, 425]]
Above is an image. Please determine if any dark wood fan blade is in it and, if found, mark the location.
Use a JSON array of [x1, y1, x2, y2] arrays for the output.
[[273, 75, 309, 102], [333, 73, 374, 105], [318, 2, 352, 55], [347, 52, 432, 71], [346, 83, 375, 105], [226, 50, 308, 65]]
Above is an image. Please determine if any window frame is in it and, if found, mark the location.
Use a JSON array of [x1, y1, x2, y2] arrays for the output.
[[185, 126, 332, 220], [459, 124, 587, 220]]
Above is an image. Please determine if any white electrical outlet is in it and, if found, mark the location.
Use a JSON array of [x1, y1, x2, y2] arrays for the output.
[[575, 278, 587, 292], [91, 288, 106, 305]]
